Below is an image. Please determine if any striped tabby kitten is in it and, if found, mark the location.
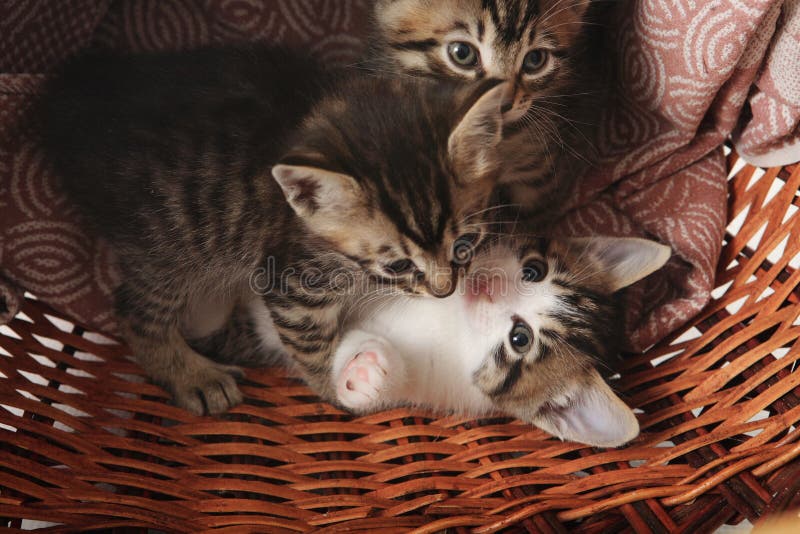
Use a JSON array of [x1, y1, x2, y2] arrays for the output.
[[370, 0, 603, 226], [331, 236, 670, 446], [42, 47, 507, 414]]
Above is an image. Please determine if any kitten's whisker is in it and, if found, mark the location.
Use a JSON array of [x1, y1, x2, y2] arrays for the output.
[[532, 103, 599, 132], [533, 105, 597, 128], [544, 21, 601, 31], [461, 203, 523, 223], [521, 113, 556, 175], [538, 0, 593, 27], [463, 219, 531, 227], [563, 241, 604, 284], [341, 287, 403, 323], [536, 0, 568, 25], [528, 105, 595, 166], [533, 91, 602, 100], [567, 239, 646, 286]]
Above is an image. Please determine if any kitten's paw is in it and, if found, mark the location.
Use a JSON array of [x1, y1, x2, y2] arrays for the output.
[[171, 362, 245, 416], [337, 350, 388, 410], [336, 340, 402, 411]]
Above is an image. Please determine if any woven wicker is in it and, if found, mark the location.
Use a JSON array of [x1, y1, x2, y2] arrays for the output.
[[1, 150, 798, 532]]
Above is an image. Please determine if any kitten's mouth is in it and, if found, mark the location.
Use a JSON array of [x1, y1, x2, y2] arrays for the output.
[[502, 104, 530, 125], [465, 276, 495, 304]]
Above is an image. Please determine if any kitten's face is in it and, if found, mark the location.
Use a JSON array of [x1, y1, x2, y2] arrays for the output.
[[374, 0, 590, 123], [273, 77, 507, 298], [461, 235, 671, 446]]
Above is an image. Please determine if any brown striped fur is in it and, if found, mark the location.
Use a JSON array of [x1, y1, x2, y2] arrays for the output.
[[41, 46, 506, 414], [370, 0, 608, 228]]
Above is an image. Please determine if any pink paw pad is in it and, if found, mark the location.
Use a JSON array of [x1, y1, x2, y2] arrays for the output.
[[336, 350, 389, 410]]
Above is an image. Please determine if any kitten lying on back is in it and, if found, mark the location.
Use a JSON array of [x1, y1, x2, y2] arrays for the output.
[[369, 0, 606, 227], [329, 235, 670, 447], [41, 46, 508, 414]]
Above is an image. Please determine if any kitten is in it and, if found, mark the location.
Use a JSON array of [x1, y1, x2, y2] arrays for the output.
[[329, 236, 670, 447], [40, 46, 507, 414], [369, 0, 604, 227]]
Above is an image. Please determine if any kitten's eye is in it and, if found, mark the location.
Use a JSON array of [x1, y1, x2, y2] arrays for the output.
[[452, 232, 481, 265], [447, 42, 479, 67], [522, 50, 548, 74], [522, 259, 548, 282], [385, 258, 415, 275], [509, 322, 533, 353]]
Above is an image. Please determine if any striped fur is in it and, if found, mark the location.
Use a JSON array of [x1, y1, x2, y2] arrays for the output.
[[41, 46, 505, 414], [370, 0, 607, 229]]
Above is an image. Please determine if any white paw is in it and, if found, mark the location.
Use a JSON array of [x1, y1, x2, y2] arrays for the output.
[[336, 343, 393, 411]]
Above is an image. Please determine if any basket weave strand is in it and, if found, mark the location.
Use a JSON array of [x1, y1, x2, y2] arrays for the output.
[[0, 151, 798, 532]]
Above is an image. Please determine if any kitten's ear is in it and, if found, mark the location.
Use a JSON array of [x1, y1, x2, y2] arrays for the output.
[[272, 163, 362, 218], [532, 370, 639, 448], [566, 237, 671, 292], [448, 80, 507, 184]]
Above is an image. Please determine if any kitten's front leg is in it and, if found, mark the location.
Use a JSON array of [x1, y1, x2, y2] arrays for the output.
[[116, 281, 244, 415], [332, 331, 406, 412]]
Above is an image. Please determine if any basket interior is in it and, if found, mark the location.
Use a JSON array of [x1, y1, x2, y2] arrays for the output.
[[0, 151, 799, 532]]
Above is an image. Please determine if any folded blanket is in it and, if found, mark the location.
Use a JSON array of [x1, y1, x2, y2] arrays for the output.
[[565, 0, 799, 350], [1, 0, 798, 353]]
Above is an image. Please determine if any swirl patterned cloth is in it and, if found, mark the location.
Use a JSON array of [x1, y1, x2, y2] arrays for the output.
[[1, 0, 798, 352]]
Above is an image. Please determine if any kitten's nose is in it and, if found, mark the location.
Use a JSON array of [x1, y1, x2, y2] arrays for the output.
[[425, 268, 457, 298], [500, 83, 516, 114]]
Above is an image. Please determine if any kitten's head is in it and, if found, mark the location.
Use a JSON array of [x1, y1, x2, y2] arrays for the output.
[[372, 0, 591, 123], [272, 76, 507, 297], [463, 235, 671, 447]]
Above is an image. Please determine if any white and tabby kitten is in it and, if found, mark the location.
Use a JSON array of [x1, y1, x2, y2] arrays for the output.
[[370, 0, 604, 227], [329, 236, 670, 447]]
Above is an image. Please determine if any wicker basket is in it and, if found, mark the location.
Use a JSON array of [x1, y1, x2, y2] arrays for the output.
[[1, 150, 798, 532]]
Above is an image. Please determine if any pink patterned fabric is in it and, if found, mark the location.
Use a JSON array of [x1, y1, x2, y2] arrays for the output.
[[733, 0, 800, 166], [1, 1, 798, 352], [561, 0, 800, 349]]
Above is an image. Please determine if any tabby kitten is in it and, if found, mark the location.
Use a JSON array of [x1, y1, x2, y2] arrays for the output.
[[41, 46, 507, 414], [330, 235, 670, 447], [370, 0, 604, 227]]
